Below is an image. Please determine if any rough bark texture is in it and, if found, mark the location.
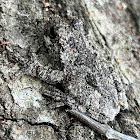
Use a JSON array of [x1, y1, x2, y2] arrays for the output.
[[0, 0, 140, 140]]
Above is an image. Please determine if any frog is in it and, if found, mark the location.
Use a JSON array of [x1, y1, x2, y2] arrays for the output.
[[38, 18, 128, 123], [6, 18, 128, 123]]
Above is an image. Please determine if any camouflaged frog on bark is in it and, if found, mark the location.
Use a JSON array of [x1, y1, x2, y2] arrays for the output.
[[41, 19, 128, 123], [9, 18, 128, 123]]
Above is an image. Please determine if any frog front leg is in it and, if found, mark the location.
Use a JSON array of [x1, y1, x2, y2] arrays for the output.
[[24, 60, 64, 84]]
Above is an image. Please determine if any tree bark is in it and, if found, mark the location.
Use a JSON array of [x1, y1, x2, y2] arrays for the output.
[[0, 0, 139, 139]]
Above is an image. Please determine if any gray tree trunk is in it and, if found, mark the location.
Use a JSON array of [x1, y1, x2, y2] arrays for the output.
[[0, 0, 139, 140]]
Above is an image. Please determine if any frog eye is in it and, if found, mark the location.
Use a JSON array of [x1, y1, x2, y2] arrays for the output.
[[72, 19, 83, 31]]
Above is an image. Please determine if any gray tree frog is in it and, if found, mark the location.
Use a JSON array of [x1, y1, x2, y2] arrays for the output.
[[39, 19, 128, 123]]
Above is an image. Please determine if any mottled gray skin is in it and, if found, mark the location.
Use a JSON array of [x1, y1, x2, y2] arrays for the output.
[[40, 19, 128, 123]]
